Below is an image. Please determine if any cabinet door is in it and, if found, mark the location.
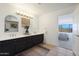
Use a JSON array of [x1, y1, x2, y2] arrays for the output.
[[15, 37, 32, 53], [30, 34, 44, 45], [14, 37, 31, 53], [22, 37, 33, 49], [0, 40, 16, 56]]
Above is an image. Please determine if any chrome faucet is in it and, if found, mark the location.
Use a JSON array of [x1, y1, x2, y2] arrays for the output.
[[10, 34, 16, 37]]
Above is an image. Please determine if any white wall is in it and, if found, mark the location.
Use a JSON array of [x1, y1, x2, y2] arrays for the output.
[[39, 7, 75, 46], [72, 4, 79, 55], [39, 13, 58, 46], [0, 4, 39, 40], [73, 5, 79, 34]]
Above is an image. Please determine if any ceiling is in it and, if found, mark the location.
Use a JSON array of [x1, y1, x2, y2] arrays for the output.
[[22, 3, 78, 15], [0, 3, 78, 16]]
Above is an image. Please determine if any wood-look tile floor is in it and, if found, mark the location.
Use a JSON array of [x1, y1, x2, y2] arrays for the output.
[[16, 46, 49, 56], [16, 44, 74, 56]]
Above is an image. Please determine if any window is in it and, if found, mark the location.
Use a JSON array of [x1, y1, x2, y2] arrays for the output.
[[59, 24, 72, 33]]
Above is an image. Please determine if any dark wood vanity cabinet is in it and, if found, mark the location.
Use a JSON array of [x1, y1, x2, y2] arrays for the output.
[[30, 35, 43, 45], [0, 34, 44, 56]]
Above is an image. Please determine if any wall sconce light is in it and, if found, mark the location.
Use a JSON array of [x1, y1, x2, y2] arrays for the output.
[[16, 11, 33, 19]]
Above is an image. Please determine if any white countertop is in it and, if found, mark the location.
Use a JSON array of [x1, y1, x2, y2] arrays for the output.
[[0, 33, 44, 41]]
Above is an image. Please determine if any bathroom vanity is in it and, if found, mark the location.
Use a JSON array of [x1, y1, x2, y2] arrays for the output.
[[0, 12, 41, 56], [0, 33, 44, 56]]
